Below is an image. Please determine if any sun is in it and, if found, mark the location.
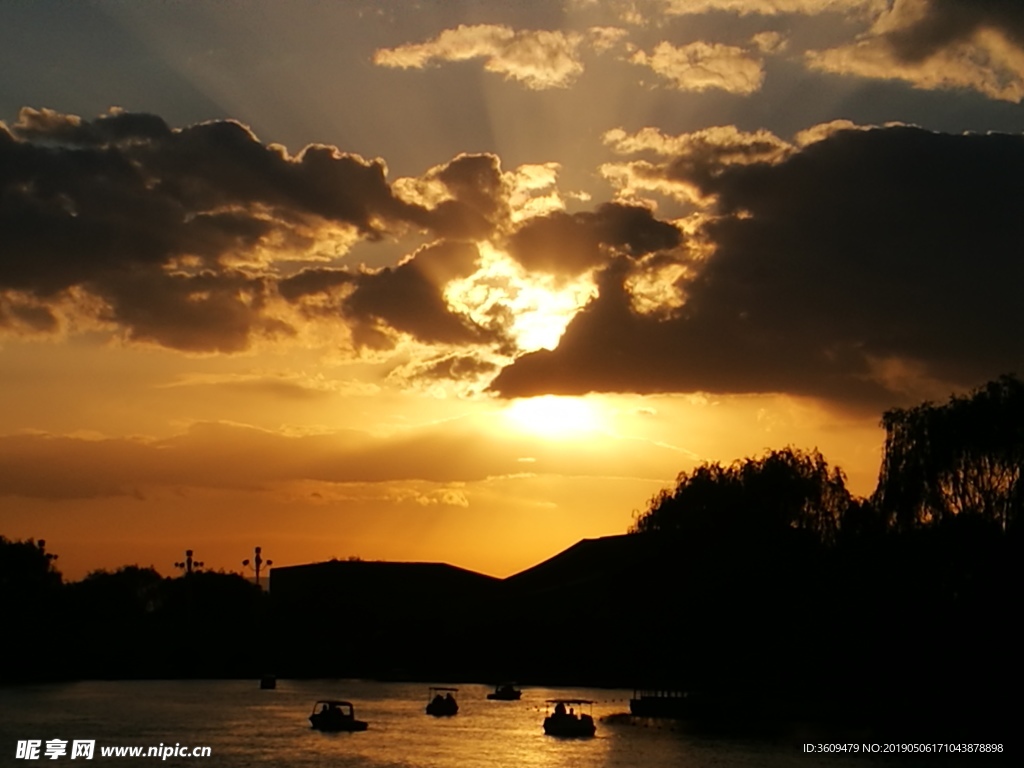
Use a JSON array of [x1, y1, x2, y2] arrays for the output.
[[503, 396, 604, 438], [443, 241, 598, 353]]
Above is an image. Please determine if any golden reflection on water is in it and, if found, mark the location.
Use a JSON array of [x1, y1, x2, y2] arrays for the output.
[[5, 680, 626, 768], [0, 679, 947, 768], [240, 680, 619, 768]]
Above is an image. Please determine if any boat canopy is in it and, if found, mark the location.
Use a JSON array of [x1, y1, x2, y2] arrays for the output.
[[311, 699, 357, 716], [545, 699, 594, 705]]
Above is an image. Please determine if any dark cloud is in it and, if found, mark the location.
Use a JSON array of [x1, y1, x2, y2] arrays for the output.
[[0, 131, 178, 294], [884, 0, 1024, 63], [405, 239, 482, 286], [344, 255, 485, 348], [277, 267, 355, 302], [280, 240, 488, 350], [807, 0, 1024, 103], [506, 202, 682, 275], [93, 269, 290, 353], [2, 110, 396, 239], [11, 107, 173, 146], [413, 354, 500, 382], [134, 120, 423, 239], [0, 109, 515, 352], [427, 153, 509, 239], [0, 299, 58, 333], [493, 125, 1024, 408]]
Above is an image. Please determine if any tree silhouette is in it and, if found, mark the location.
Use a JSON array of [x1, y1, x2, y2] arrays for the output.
[[65, 566, 165, 678], [631, 447, 852, 543], [0, 537, 65, 682], [0, 536, 61, 594], [875, 374, 1024, 532]]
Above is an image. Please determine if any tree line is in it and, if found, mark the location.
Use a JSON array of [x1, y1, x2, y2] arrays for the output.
[[633, 375, 1024, 538], [625, 375, 1021, 733], [0, 541, 268, 683]]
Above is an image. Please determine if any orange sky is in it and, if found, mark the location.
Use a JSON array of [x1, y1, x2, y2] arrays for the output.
[[3, 0, 1023, 580]]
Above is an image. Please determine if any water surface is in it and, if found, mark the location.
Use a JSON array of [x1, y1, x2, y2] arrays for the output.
[[0, 679, 996, 767]]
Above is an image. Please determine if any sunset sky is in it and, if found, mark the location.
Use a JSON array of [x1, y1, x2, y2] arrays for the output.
[[2, 0, 1023, 581]]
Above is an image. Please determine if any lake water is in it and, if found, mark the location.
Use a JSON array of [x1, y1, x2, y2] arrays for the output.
[[0, 679, 1003, 767]]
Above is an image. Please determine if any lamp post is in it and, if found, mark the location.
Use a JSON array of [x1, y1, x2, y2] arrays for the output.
[[174, 549, 203, 575], [242, 546, 272, 588]]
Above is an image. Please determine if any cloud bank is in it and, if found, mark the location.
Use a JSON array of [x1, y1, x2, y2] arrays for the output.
[[4, 106, 1022, 411], [809, 0, 1024, 102], [0, 109, 556, 357], [494, 122, 1024, 408], [0, 419, 682, 501]]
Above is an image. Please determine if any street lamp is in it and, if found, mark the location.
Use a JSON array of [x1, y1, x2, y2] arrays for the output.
[[174, 549, 204, 575], [242, 546, 272, 588]]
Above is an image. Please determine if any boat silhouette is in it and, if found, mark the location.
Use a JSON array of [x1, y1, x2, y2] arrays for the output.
[[543, 699, 596, 737], [486, 683, 521, 701], [309, 700, 368, 732], [425, 686, 459, 716]]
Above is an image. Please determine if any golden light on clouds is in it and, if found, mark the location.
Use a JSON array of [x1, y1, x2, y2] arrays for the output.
[[600, 159, 705, 206], [604, 125, 791, 163], [630, 41, 765, 94], [809, 25, 1024, 102], [660, 0, 886, 15], [443, 241, 598, 353], [625, 259, 691, 316], [600, 124, 795, 207], [804, 0, 1024, 103], [373, 24, 586, 90], [506, 162, 567, 223]]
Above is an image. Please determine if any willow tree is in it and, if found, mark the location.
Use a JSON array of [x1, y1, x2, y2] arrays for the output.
[[875, 375, 1024, 532], [631, 447, 851, 544]]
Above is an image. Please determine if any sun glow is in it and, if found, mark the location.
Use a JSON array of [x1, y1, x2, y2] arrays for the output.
[[503, 395, 604, 438], [444, 242, 597, 353]]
